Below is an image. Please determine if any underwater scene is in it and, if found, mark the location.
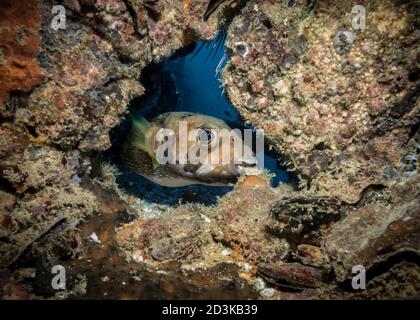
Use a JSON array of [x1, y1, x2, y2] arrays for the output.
[[0, 0, 419, 305], [107, 32, 291, 206]]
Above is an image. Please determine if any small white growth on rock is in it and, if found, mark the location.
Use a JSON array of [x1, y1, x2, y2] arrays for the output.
[[88, 232, 101, 244], [69, 174, 81, 185], [221, 248, 231, 256], [55, 291, 69, 300], [239, 262, 252, 273], [156, 270, 169, 275], [251, 277, 266, 292], [199, 212, 211, 223], [274, 79, 290, 97], [238, 166, 264, 176], [132, 251, 144, 263], [196, 164, 214, 176]]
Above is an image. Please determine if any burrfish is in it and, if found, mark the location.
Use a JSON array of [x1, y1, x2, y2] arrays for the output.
[[120, 112, 260, 187]]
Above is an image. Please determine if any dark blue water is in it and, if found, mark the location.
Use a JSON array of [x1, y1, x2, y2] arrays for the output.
[[108, 33, 289, 205]]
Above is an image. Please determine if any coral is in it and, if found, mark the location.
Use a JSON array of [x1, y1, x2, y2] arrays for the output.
[[223, 0, 420, 203], [324, 175, 420, 282], [0, 183, 98, 267], [258, 262, 323, 291]]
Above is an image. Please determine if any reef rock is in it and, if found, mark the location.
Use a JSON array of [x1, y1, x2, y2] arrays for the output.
[[325, 175, 420, 282], [0, 0, 44, 118], [0, 0, 419, 300], [224, 0, 420, 203]]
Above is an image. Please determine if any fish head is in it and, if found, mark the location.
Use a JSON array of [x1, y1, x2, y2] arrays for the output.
[[150, 112, 261, 184]]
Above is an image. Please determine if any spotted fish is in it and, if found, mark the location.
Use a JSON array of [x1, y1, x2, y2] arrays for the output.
[[120, 112, 258, 187]]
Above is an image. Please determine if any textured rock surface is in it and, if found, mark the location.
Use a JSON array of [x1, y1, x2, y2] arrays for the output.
[[0, 0, 44, 118], [258, 262, 323, 291], [0, 0, 218, 269], [325, 175, 420, 282]]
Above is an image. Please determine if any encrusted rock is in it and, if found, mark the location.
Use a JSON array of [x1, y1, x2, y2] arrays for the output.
[[270, 195, 344, 245], [325, 175, 420, 282], [211, 184, 291, 263], [0, 0, 44, 117], [296, 244, 323, 268], [224, 0, 420, 203]]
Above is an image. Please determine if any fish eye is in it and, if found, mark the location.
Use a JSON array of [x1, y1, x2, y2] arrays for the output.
[[197, 128, 214, 146]]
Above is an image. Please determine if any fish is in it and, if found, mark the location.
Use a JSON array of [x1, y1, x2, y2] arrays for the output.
[[120, 112, 259, 187]]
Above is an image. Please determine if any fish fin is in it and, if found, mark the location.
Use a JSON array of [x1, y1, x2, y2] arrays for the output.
[[151, 157, 159, 169], [128, 113, 156, 161]]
